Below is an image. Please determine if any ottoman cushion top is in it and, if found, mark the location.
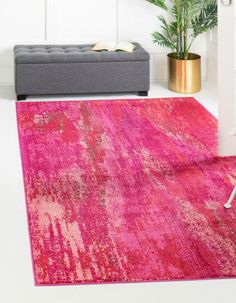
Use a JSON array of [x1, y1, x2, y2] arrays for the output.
[[14, 43, 150, 64]]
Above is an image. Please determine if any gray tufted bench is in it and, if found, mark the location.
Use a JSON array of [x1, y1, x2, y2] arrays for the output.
[[14, 43, 150, 100]]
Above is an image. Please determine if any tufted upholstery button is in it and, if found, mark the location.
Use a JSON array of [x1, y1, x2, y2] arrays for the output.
[[65, 48, 81, 52], [31, 48, 48, 52], [14, 43, 150, 64]]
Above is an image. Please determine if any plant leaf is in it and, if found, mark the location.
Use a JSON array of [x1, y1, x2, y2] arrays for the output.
[[145, 0, 168, 11], [152, 32, 176, 50], [191, 2, 218, 37]]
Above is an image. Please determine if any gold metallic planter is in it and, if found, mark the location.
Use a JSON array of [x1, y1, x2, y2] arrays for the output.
[[168, 53, 201, 94]]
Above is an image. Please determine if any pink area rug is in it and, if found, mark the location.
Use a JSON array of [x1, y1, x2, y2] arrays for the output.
[[16, 98, 236, 286]]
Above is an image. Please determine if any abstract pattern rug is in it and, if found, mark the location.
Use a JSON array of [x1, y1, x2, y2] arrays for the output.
[[16, 98, 236, 286]]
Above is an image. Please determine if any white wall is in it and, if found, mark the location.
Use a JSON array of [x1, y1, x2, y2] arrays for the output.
[[0, 0, 208, 85], [218, 1, 236, 156], [207, 28, 218, 91]]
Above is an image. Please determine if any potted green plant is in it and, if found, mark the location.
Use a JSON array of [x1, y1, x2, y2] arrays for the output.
[[146, 0, 218, 93]]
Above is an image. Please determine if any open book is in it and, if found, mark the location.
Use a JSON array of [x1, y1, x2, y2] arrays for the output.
[[93, 41, 135, 53]]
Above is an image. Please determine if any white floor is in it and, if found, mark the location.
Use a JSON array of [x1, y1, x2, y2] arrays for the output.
[[0, 82, 235, 303]]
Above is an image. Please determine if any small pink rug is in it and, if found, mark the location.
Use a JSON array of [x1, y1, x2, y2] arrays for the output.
[[16, 98, 236, 286]]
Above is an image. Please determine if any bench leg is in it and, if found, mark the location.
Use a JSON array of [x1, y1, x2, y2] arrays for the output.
[[17, 95, 27, 101], [138, 91, 148, 97]]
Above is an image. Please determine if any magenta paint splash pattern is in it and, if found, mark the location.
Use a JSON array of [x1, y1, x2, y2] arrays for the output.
[[16, 98, 236, 286]]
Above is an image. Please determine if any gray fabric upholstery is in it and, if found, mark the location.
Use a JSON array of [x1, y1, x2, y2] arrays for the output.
[[15, 62, 150, 95], [14, 43, 150, 64], [14, 43, 150, 96]]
